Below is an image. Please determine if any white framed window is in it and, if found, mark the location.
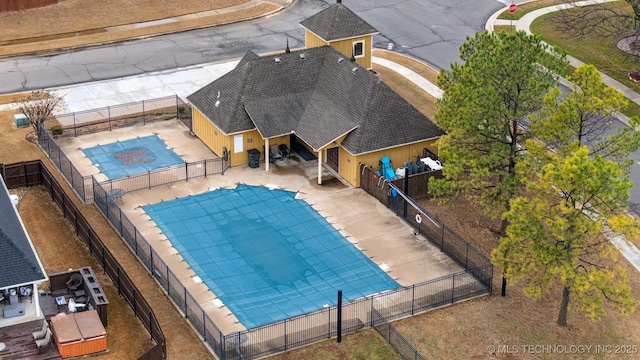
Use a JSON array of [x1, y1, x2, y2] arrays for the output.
[[234, 134, 244, 153], [353, 41, 364, 58]]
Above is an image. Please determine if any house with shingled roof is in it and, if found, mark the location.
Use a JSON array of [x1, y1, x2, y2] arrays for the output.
[[187, 0, 443, 187], [0, 175, 48, 325], [300, 0, 378, 70]]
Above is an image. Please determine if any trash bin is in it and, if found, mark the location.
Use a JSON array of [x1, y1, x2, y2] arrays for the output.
[[247, 149, 260, 168]]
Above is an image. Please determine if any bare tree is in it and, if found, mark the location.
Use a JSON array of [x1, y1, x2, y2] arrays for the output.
[[15, 90, 63, 138], [554, 0, 639, 38]]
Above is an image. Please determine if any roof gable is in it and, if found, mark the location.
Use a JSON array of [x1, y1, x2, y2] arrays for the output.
[[341, 81, 445, 154], [188, 52, 256, 134], [244, 92, 311, 138], [300, 2, 378, 42]]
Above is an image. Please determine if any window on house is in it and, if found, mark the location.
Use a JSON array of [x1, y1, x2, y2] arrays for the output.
[[234, 134, 243, 153], [353, 41, 364, 58]]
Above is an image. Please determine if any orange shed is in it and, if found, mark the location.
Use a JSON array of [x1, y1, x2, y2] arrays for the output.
[[50, 310, 107, 358]]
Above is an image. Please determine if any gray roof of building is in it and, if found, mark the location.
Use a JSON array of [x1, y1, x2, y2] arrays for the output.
[[187, 46, 443, 154], [0, 176, 47, 289], [299, 2, 378, 41]]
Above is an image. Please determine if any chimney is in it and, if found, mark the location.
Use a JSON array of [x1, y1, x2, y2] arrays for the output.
[[285, 39, 291, 54]]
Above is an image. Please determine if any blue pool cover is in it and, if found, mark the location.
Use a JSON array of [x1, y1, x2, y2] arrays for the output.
[[142, 184, 400, 329], [82, 135, 184, 179]]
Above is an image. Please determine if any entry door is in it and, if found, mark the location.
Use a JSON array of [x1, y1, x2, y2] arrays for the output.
[[326, 147, 339, 171]]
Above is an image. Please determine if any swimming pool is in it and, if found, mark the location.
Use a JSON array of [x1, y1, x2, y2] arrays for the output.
[[142, 184, 400, 329], [82, 135, 184, 179]]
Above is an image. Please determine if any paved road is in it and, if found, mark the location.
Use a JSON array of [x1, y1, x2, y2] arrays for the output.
[[0, 0, 507, 94]]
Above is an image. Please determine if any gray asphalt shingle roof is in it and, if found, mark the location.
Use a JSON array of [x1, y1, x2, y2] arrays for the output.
[[300, 1, 378, 41], [187, 45, 443, 154], [0, 176, 47, 289]]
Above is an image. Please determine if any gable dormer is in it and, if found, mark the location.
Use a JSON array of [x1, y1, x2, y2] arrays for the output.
[[299, 0, 378, 70]]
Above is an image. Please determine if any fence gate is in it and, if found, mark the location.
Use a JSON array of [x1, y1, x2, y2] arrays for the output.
[[1, 161, 42, 188]]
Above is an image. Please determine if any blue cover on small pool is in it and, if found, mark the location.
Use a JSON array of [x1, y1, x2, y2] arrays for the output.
[[143, 184, 400, 329], [82, 135, 183, 179]]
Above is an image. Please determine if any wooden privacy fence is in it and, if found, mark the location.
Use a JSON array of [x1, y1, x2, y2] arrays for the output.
[[0, 0, 57, 12], [1, 160, 166, 360], [360, 164, 443, 206]]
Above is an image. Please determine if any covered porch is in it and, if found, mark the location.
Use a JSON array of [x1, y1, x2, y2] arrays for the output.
[[262, 134, 342, 186], [0, 284, 44, 329]]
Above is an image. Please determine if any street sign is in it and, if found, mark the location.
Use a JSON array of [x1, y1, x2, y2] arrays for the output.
[[509, 3, 517, 13]]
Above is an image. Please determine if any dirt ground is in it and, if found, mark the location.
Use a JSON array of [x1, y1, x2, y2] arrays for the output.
[[3, 1, 640, 360], [15, 186, 155, 359]]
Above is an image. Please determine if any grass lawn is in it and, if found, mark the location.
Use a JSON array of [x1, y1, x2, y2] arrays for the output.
[[268, 329, 403, 360], [530, 2, 640, 118], [498, 0, 566, 20], [494, 1, 640, 118]]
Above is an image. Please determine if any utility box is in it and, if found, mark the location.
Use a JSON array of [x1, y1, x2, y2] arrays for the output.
[[14, 114, 29, 128]]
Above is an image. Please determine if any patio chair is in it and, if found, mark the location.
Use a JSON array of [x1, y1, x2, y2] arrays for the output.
[[278, 144, 290, 159], [19, 286, 33, 303], [379, 156, 396, 180], [66, 273, 83, 293], [32, 321, 49, 341], [35, 328, 51, 351]]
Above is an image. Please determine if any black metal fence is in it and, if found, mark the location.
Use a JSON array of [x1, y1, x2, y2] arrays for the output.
[[92, 166, 493, 360], [24, 97, 494, 359], [37, 124, 94, 202], [0, 160, 166, 360], [372, 308, 425, 360], [44, 95, 191, 136], [360, 163, 493, 288], [98, 158, 226, 195], [36, 96, 223, 204]]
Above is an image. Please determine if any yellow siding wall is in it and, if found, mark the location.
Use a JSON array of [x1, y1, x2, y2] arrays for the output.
[[192, 108, 295, 167], [229, 129, 264, 167], [304, 31, 329, 49], [192, 109, 224, 156], [192, 109, 255, 167], [304, 30, 373, 70], [346, 140, 439, 187], [337, 147, 358, 187], [329, 36, 373, 70]]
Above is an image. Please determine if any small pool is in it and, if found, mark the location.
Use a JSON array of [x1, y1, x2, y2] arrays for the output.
[[82, 135, 183, 179], [142, 184, 400, 329]]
